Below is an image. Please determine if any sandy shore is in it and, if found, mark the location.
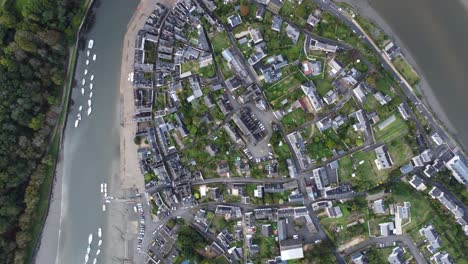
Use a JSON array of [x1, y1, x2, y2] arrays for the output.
[[336, 0, 458, 134], [103, 0, 157, 263]]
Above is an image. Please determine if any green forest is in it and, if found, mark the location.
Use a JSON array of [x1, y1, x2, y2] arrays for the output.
[[0, 0, 85, 263]]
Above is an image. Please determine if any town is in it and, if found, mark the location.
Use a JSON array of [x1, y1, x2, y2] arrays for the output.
[[125, 0, 468, 263]]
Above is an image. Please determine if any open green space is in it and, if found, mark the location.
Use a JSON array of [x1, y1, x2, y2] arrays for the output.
[[393, 55, 420, 86], [210, 30, 231, 54], [264, 72, 304, 101], [320, 198, 369, 246], [199, 64, 216, 78], [270, 130, 292, 176], [306, 128, 347, 162], [280, 0, 318, 27], [314, 77, 334, 97], [181, 60, 200, 73], [281, 108, 314, 133], [355, 16, 388, 47], [374, 114, 409, 142]]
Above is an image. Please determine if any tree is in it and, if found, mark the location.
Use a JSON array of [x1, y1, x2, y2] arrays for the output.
[[240, 5, 249, 17], [176, 226, 205, 260]]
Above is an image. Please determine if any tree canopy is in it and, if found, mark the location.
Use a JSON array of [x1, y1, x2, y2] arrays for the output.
[[0, 0, 84, 263]]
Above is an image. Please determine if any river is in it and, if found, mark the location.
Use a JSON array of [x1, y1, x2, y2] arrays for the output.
[[35, 0, 138, 264], [359, 0, 468, 149]]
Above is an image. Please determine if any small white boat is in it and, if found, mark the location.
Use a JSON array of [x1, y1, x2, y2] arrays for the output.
[[98, 228, 102, 238], [102, 204, 106, 212], [81, 88, 85, 95], [86, 246, 91, 254], [93, 258, 97, 264], [88, 100, 91, 107], [100, 183, 104, 193], [88, 39, 94, 49], [86, 60, 89, 65], [84, 69, 88, 75], [98, 240, 102, 247], [105, 200, 110, 204], [79, 105, 83, 111], [82, 79, 86, 85], [77, 113, 82, 121], [74, 120, 79, 128], [87, 107, 92, 116], [87, 50, 90, 56], [88, 234, 93, 244], [103, 183, 107, 190], [104, 192, 107, 198], [96, 249, 101, 255], [90, 75, 94, 81], [93, 54, 96, 61], [85, 253, 89, 263], [89, 92, 93, 98], [90, 83, 93, 89]]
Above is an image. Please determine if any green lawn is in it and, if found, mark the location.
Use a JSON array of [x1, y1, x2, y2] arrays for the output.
[[270, 130, 292, 176], [211, 31, 231, 54], [355, 16, 388, 47], [181, 60, 200, 73], [393, 56, 420, 86], [264, 72, 303, 102], [281, 108, 314, 133], [374, 115, 409, 142], [314, 77, 334, 97], [390, 182, 434, 232], [199, 64, 216, 78], [307, 129, 347, 162]]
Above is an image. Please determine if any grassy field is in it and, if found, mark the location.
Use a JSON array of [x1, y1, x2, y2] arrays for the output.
[[374, 115, 409, 142], [211, 31, 231, 54], [264, 72, 304, 101], [270, 131, 292, 176], [281, 108, 314, 133], [393, 55, 420, 86], [355, 16, 388, 47], [181, 60, 200, 73], [314, 77, 334, 97]]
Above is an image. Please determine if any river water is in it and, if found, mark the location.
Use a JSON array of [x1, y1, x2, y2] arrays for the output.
[[36, 0, 138, 264], [367, 0, 468, 149]]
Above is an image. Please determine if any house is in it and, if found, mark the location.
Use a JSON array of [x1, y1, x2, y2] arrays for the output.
[[261, 224, 272, 236], [351, 252, 367, 264], [409, 175, 427, 191], [227, 14, 242, 28], [326, 206, 343, 218], [267, 0, 284, 14], [373, 199, 386, 214], [379, 222, 395, 237], [323, 90, 338, 105], [313, 167, 330, 190], [279, 239, 304, 261], [383, 41, 400, 60], [302, 60, 322, 76], [309, 37, 338, 53], [277, 219, 287, 241], [255, 5, 266, 20], [285, 23, 300, 44], [445, 155, 468, 184], [431, 252, 454, 264], [373, 92, 389, 105], [419, 225, 441, 253], [307, 14, 320, 27], [353, 84, 367, 103], [374, 145, 393, 170], [249, 28, 264, 44], [396, 202, 411, 220], [328, 58, 343, 75], [388, 247, 405, 264], [301, 82, 323, 112], [431, 133, 444, 145], [397, 103, 410, 120], [254, 185, 264, 198], [217, 161, 230, 177], [316, 117, 332, 132], [271, 16, 283, 32], [429, 186, 444, 199], [238, 37, 248, 45]]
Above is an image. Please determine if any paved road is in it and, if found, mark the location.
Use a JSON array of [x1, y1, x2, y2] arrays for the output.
[[192, 177, 296, 185], [341, 234, 427, 264]]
